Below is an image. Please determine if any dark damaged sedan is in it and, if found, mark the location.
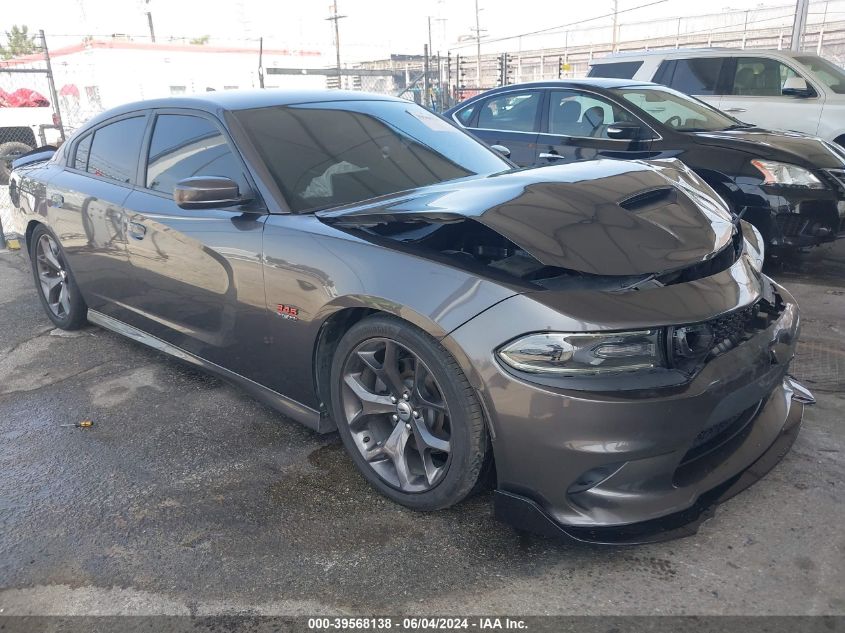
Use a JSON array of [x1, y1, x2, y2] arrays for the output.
[[446, 79, 845, 254], [8, 91, 814, 543]]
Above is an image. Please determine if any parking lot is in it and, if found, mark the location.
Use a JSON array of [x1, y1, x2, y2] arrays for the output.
[[0, 240, 843, 617]]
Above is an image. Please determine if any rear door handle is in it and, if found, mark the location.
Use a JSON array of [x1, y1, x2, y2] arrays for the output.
[[49, 193, 63, 208], [128, 221, 147, 240], [723, 108, 747, 113], [538, 152, 565, 160]]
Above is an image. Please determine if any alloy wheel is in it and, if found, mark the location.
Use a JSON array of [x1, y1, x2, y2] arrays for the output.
[[35, 233, 72, 319], [340, 337, 452, 492]]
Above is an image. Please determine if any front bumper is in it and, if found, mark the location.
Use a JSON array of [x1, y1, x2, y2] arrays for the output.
[[446, 271, 808, 543], [743, 185, 845, 248]]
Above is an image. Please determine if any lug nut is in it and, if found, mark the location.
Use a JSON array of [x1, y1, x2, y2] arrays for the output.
[[391, 414, 399, 422], [405, 423, 412, 430], [403, 393, 410, 401], [390, 396, 397, 404], [413, 410, 420, 418]]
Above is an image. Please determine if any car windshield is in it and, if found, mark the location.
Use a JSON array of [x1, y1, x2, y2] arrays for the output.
[[234, 100, 511, 213], [611, 86, 741, 132], [795, 55, 845, 94]]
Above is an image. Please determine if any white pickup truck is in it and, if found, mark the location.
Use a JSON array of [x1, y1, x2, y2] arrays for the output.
[[0, 105, 62, 184]]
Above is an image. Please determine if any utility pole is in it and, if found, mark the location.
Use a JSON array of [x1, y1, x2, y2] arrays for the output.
[[145, 0, 156, 42], [423, 44, 430, 109], [791, 0, 810, 51], [258, 36, 264, 88], [611, 0, 618, 53], [326, 0, 346, 88], [473, 0, 483, 88]]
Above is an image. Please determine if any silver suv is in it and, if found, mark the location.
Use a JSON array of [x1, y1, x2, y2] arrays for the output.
[[589, 49, 845, 146]]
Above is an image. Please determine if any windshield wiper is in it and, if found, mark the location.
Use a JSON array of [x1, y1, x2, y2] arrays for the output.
[[723, 123, 754, 130]]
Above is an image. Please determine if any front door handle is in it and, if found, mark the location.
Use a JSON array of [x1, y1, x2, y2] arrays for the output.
[[49, 193, 63, 208], [723, 107, 747, 113], [128, 221, 147, 240], [539, 152, 565, 160]]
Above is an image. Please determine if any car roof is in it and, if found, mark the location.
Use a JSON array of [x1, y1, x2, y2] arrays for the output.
[[79, 89, 408, 128], [591, 48, 820, 62], [470, 78, 656, 91]]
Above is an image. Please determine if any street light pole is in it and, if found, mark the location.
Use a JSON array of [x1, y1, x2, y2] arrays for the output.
[[474, 0, 482, 88], [611, 0, 618, 53]]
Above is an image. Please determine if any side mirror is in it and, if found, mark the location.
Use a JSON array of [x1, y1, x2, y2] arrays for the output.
[[490, 144, 511, 157], [782, 76, 811, 97], [606, 122, 643, 140], [174, 176, 249, 209]]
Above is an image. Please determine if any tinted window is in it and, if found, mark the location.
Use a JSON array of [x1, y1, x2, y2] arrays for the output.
[[730, 57, 804, 96], [74, 134, 92, 171], [588, 61, 643, 79], [87, 116, 146, 184], [476, 91, 540, 132], [146, 114, 247, 195], [663, 58, 723, 95], [548, 90, 639, 137], [234, 100, 510, 213]]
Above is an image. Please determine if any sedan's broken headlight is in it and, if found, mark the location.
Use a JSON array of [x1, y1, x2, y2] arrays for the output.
[[750, 159, 824, 189], [497, 330, 662, 376]]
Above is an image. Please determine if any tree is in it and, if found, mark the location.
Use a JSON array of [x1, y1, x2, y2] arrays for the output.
[[190, 35, 210, 45], [0, 25, 38, 60]]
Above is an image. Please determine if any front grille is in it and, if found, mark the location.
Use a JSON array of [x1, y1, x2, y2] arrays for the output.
[[673, 400, 763, 487], [668, 287, 786, 373], [774, 213, 809, 238], [825, 168, 845, 192]]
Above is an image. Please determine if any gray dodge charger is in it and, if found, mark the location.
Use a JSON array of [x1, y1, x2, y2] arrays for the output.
[[7, 90, 813, 543]]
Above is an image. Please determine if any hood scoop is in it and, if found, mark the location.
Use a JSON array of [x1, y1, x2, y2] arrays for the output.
[[317, 159, 735, 277]]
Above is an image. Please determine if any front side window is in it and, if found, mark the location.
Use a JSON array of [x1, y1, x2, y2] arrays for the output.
[[235, 100, 511, 213], [613, 86, 738, 132], [730, 57, 805, 96], [146, 114, 247, 195], [548, 90, 638, 138], [660, 58, 724, 95], [86, 116, 146, 184], [476, 91, 540, 132], [794, 55, 845, 94]]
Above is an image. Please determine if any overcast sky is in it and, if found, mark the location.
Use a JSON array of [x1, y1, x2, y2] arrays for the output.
[[6, 0, 807, 61]]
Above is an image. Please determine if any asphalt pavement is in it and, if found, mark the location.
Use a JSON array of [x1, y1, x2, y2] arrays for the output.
[[0, 241, 843, 616]]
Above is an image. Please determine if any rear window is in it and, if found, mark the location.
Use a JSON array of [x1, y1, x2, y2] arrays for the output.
[[476, 91, 540, 132], [657, 58, 724, 95], [73, 134, 92, 171], [588, 61, 643, 79], [454, 104, 477, 126]]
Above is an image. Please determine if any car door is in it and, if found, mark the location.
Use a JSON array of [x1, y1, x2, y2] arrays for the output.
[[120, 109, 270, 381], [463, 89, 541, 166], [718, 56, 823, 135], [534, 89, 657, 165], [44, 113, 148, 318]]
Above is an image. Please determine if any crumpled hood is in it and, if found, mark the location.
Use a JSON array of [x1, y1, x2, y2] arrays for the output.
[[689, 127, 845, 169], [317, 158, 735, 277]]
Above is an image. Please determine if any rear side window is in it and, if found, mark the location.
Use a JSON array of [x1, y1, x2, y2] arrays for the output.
[[477, 91, 540, 132], [145, 114, 248, 195], [87, 116, 146, 184], [74, 134, 92, 171], [658, 58, 723, 95], [588, 61, 643, 79], [454, 103, 477, 126]]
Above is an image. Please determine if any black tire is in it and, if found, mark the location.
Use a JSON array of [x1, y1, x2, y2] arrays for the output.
[[0, 141, 34, 185], [330, 314, 490, 511], [29, 224, 88, 330]]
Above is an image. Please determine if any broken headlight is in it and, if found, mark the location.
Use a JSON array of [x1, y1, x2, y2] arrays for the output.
[[497, 330, 662, 376], [750, 159, 825, 189]]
